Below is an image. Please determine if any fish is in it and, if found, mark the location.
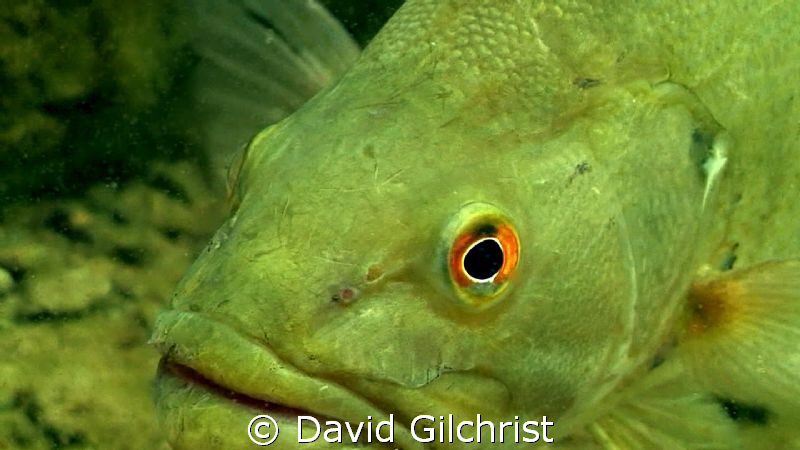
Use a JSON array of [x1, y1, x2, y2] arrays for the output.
[[150, 0, 800, 448]]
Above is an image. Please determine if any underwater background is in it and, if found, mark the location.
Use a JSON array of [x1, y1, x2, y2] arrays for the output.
[[0, 1, 401, 448]]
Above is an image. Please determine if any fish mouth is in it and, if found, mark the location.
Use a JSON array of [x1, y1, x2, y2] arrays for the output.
[[158, 360, 329, 420], [151, 310, 424, 449]]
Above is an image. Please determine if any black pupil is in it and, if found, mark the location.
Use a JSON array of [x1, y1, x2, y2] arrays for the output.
[[463, 238, 504, 281]]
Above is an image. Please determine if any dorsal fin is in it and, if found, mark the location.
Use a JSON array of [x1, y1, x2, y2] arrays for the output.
[[189, 0, 360, 184]]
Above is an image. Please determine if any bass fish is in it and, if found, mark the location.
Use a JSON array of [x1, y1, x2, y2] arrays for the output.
[[151, 0, 800, 448]]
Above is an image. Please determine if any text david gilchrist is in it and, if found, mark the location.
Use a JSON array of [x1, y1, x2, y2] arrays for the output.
[[298, 414, 554, 444]]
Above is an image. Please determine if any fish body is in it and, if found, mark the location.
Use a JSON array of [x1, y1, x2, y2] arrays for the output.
[[152, 1, 800, 448]]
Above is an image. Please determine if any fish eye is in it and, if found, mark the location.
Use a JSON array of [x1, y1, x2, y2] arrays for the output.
[[441, 203, 520, 309], [462, 237, 504, 282]]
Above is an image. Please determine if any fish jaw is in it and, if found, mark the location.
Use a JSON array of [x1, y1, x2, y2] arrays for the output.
[[150, 309, 425, 449]]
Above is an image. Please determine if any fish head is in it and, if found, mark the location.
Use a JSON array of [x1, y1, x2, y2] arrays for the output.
[[154, 2, 722, 445]]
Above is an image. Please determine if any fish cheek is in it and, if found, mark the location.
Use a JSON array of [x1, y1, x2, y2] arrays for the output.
[[407, 156, 635, 417], [507, 81, 732, 412], [471, 94, 717, 416]]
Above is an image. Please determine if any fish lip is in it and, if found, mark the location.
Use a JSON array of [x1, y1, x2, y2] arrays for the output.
[[150, 309, 425, 449], [157, 359, 331, 420]]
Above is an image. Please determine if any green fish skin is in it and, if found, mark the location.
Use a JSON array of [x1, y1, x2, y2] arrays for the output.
[[151, 1, 800, 448]]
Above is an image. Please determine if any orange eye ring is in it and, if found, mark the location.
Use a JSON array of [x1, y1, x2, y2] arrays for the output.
[[449, 222, 520, 290]]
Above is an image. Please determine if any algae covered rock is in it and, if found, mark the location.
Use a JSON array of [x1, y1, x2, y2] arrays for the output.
[[0, 161, 225, 449]]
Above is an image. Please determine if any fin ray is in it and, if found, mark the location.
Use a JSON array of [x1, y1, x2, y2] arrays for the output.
[[680, 260, 800, 420], [240, 0, 358, 77], [587, 361, 741, 449], [189, 0, 360, 181]]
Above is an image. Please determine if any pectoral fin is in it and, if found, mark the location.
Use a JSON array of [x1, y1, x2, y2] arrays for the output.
[[586, 360, 740, 449], [678, 260, 800, 420]]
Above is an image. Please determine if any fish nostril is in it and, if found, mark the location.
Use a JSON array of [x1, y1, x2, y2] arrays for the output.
[[330, 286, 359, 306], [365, 264, 383, 282]]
